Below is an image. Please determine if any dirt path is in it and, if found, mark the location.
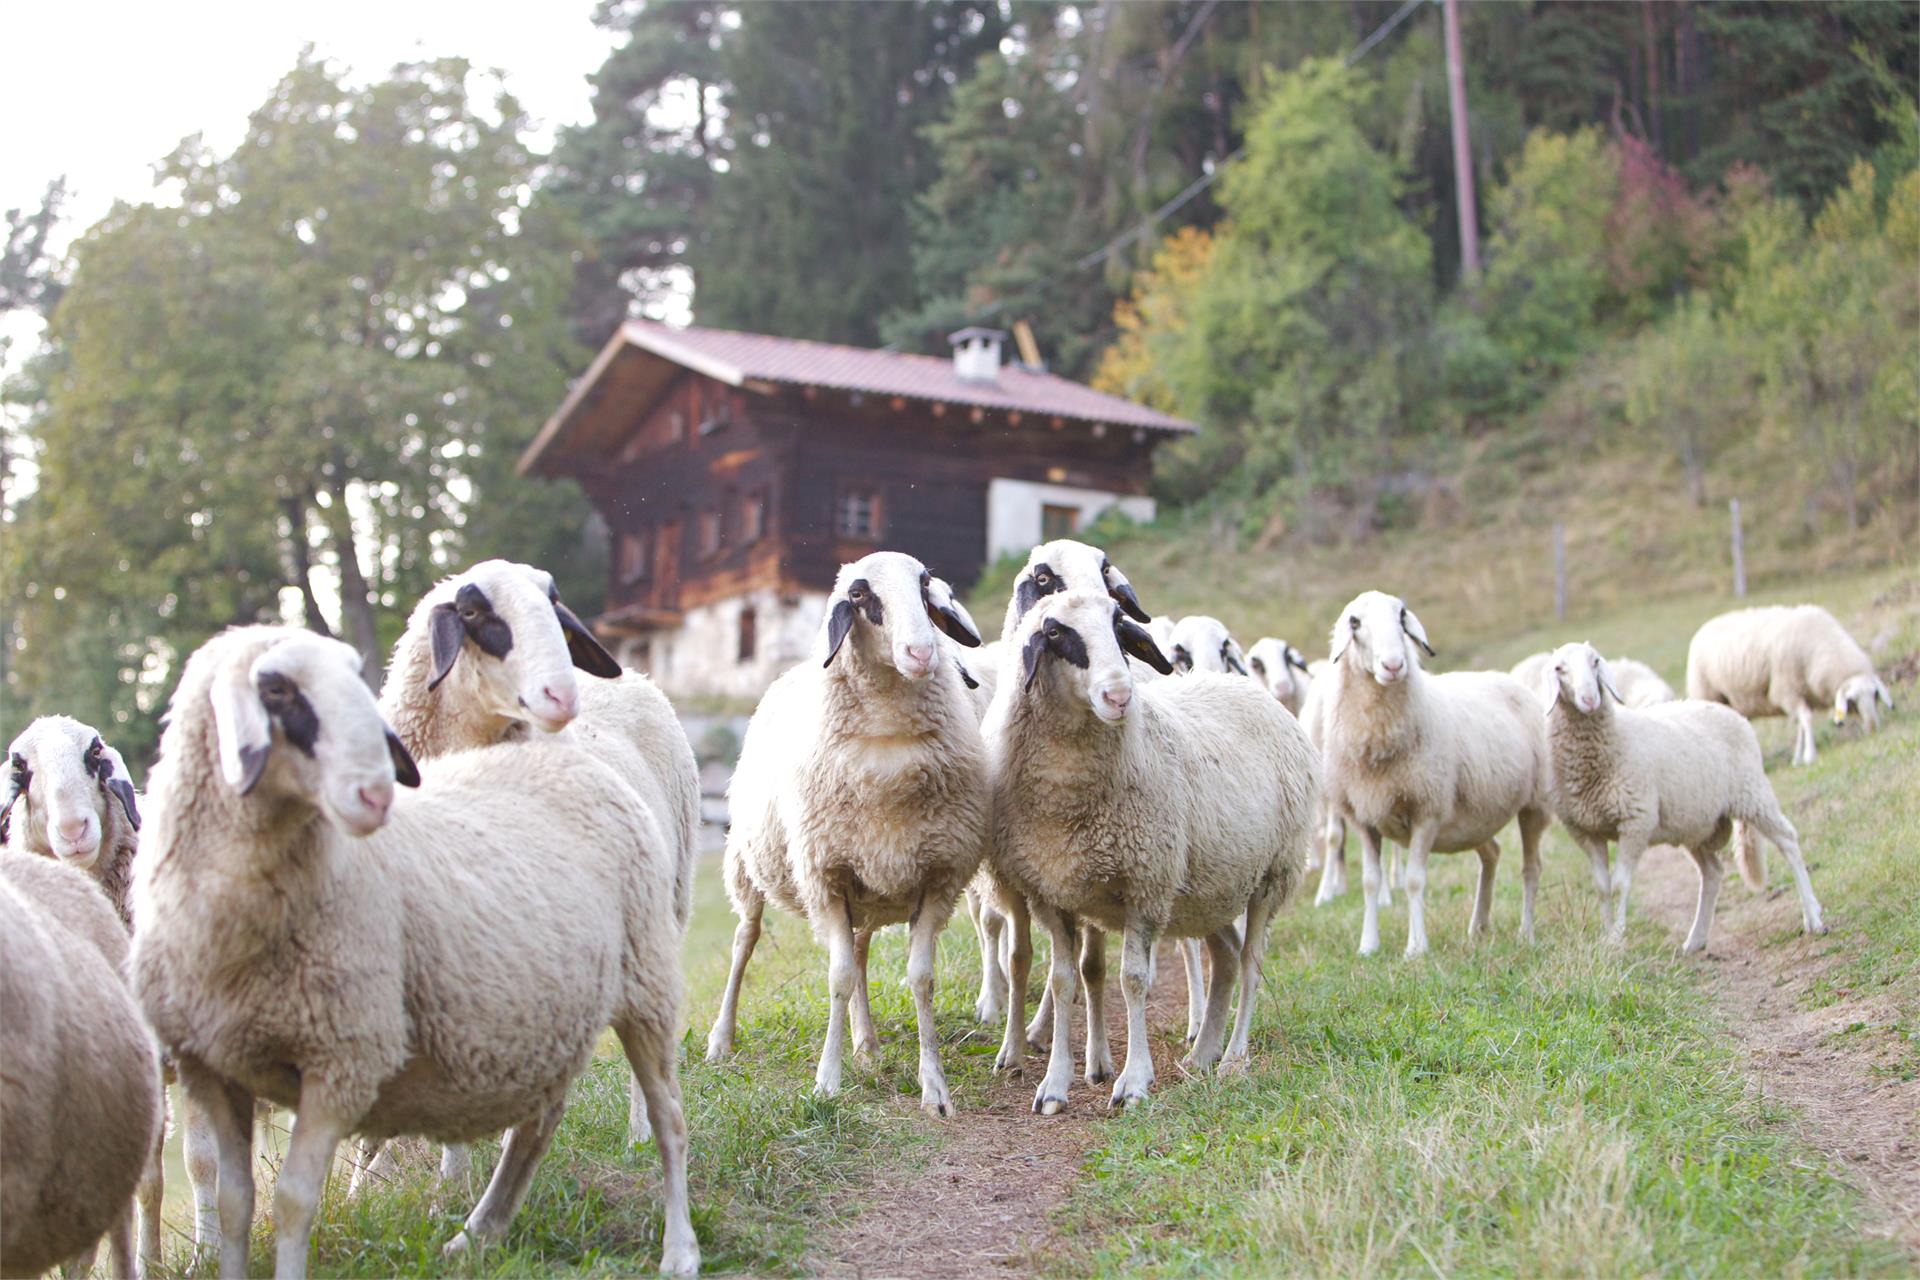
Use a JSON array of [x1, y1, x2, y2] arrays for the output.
[[810, 967, 1193, 1278], [1634, 843, 1920, 1250]]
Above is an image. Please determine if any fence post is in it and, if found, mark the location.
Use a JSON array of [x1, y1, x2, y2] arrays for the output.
[[1553, 521, 1567, 621], [1729, 498, 1747, 598]]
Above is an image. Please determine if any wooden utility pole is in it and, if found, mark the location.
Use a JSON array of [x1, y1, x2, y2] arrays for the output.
[[1553, 521, 1568, 620], [1729, 499, 1747, 598], [1442, 0, 1481, 279]]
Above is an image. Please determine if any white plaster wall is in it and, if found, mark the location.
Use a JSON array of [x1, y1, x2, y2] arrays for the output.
[[616, 588, 829, 700], [985, 478, 1155, 561]]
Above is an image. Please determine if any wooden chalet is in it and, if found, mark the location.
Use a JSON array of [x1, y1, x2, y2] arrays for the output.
[[519, 321, 1196, 698]]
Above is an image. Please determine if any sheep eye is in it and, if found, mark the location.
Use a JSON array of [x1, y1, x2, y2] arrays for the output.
[[1251, 658, 1266, 675], [1034, 570, 1051, 585], [259, 676, 294, 706], [848, 586, 866, 602], [1348, 616, 1361, 632], [1046, 625, 1061, 640]]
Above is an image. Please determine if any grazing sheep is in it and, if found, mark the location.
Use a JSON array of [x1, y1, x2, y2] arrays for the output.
[[1541, 641, 1826, 950], [1686, 604, 1893, 765], [377, 559, 698, 1159], [1247, 638, 1313, 717], [706, 552, 989, 1116], [1321, 592, 1553, 957], [0, 853, 163, 1280], [985, 591, 1315, 1112], [2, 717, 191, 1273], [132, 627, 698, 1278]]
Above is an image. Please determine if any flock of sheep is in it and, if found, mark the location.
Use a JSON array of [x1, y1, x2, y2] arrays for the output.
[[0, 538, 1896, 1279]]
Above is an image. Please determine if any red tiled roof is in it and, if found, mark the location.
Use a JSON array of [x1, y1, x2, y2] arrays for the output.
[[618, 320, 1195, 433], [520, 320, 1194, 475]]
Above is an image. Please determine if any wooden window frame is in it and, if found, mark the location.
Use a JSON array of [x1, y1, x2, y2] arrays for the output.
[[835, 484, 884, 541], [618, 527, 652, 584], [737, 605, 757, 664]]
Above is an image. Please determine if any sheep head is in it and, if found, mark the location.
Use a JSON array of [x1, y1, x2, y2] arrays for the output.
[[822, 551, 981, 682], [1540, 641, 1623, 717], [1017, 590, 1173, 723], [1, 716, 140, 867], [1329, 591, 1435, 687]]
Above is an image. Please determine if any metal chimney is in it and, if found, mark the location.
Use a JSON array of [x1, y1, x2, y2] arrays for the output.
[[948, 326, 1006, 383]]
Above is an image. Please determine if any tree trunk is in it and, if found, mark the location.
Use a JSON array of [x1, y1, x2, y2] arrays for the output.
[[1642, 0, 1662, 152], [318, 478, 382, 688], [281, 496, 336, 638]]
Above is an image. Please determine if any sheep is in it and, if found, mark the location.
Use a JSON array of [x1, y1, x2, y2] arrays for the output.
[[2, 717, 195, 1272], [1320, 592, 1553, 957], [1166, 614, 1249, 677], [1247, 638, 1313, 717], [0, 852, 163, 1280], [984, 590, 1316, 1112], [1540, 641, 1827, 950], [131, 626, 698, 1278], [1608, 656, 1676, 708], [374, 559, 699, 1161], [705, 552, 990, 1117], [1509, 650, 1552, 697], [1686, 604, 1893, 765]]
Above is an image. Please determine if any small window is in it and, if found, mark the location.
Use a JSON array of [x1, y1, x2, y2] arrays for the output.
[[699, 507, 723, 558], [737, 606, 757, 663], [619, 529, 652, 583], [668, 410, 686, 443], [837, 487, 883, 540], [742, 489, 767, 543], [1041, 503, 1079, 541]]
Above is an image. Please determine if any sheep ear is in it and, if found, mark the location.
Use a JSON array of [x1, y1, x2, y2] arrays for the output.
[[98, 743, 141, 830], [1538, 662, 1562, 718], [924, 575, 983, 648], [1401, 607, 1435, 658], [0, 757, 25, 843], [208, 663, 273, 795], [1021, 629, 1049, 690], [1012, 574, 1042, 625], [553, 600, 622, 678], [1104, 562, 1150, 623], [427, 602, 465, 691], [1223, 639, 1249, 676], [1116, 616, 1175, 675], [823, 599, 856, 668], [955, 659, 980, 690], [386, 729, 422, 789], [1594, 654, 1624, 705], [1328, 619, 1353, 663], [1286, 646, 1311, 674]]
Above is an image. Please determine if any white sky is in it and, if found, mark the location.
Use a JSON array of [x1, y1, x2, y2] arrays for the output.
[[0, 0, 621, 373]]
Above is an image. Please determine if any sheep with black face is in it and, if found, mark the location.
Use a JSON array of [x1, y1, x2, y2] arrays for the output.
[[1166, 615, 1249, 678], [132, 626, 698, 1277], [963, 538, 1154, 1080], [984, 591, 1316, 1113], [1319, 591, 1554, 958], [707, 551, 989, 1116]]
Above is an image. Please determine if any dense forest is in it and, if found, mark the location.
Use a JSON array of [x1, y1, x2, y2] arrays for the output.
[[3, 0, 1916, 758]]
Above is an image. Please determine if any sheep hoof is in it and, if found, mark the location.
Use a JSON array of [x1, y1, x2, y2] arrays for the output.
[[659, 1242, 701, 1277], [1217, 1054, 1250, 1078], [1032, 1088, 1068, 1116], [993, 1045, 1024, 1073], [852, 1037, 880, 1064], [703, 1036, 732, 1064], [627, 1122, 653, 1148], [442, 1231, 474, 1259], [973, 998, 1002, 1023], [1108, 1085, 1150, 1111], [1084, 1066, 1112, 1086]]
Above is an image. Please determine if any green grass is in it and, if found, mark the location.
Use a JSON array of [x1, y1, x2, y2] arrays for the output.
[[136, 567, 1918, 1277]]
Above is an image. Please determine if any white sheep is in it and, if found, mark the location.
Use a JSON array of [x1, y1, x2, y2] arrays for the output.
[[376, 559, 699, 1159], [1166, 614, 1250, 678], [1320, 592, 1554, 957], [965, 539, 1155, 1074], [705, 552, 990, 1116], [131, 626, 698, 1278], [985, 590, 1316, 1112], [1608, 656, 1676, 708], [1247, 638, 1313, 717], [1686, 603, 1893, 765], [2, 717, 193, 1272], [1540, 641, 1827, 950], [0, 852, 163, 1280]]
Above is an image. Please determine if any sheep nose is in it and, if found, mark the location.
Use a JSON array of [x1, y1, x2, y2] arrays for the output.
[[904, 642, 934, 669], [1380, 657, 1404, 675], [541, 684, 579, 721], [355, 782, 394, 821], [55, 815, 91, 844], [1101, 687, 1132, 713]]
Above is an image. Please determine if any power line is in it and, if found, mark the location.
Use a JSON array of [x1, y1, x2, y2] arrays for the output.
[[966, 0, 1433, 327]]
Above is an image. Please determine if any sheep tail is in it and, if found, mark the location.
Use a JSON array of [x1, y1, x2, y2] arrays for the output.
[[1732, 820, 1768, 892]]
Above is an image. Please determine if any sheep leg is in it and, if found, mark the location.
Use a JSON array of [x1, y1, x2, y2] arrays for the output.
[[180, 1088, 222, 1258], [1468, 838, 1500, 939], [1079, 926, 1114, 1085], [1030, 907, 1080, 1116], [1224, 889, 1280, 1066], [1794, 704, 1817, 766], [440, 1142, 474, 1186], [618, 1021, 701, 1277], [1358, 826, 1386, 956], [1109, 919, 1159, 1109], [851, 926, 881, 1062], [1403, 821, 1439, 958], [705, 896, 764, 1062], [1573, 830, 1613, 900], [137, 1112, 165, 1275], [813, 893, 859, 1099], [104, 1201, 136, 1280], [444, 1101, 564, 1258], [347, 1136, 394, 1199], [1383, 846, 1399, 905], [180, 1064, 255, 1280], [1185, 929, 1240, 1072], [996, 894, 1034, 1072], [1313, 814, 1348, 905], [271, 1098, 353, 1280], [969, 889, 1008, 1024], [906, 895, 956, 1117], [1749, 806, 1828, 936], [1024, 916, 1060, 1053], [1179, 937, 1207, 1043], [1518, 809, 1548, 944], [1608, 831, 1650, 944], [1682, 847, 1725, 954]]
